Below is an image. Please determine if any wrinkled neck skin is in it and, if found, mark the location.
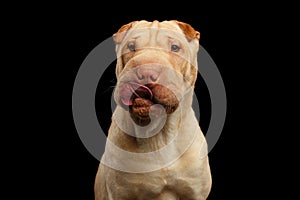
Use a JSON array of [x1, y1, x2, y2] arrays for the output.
[[108, 86, 195, 153]]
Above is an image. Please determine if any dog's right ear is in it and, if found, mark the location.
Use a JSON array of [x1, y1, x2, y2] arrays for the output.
[[171, 20, 200, 41], [113, 21, 138, 44]]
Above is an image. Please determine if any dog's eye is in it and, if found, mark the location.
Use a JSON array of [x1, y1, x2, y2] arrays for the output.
[[171, 44, 180, 52], [127, 43, 136, 51]]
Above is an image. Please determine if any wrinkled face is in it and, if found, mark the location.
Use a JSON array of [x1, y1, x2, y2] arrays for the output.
[[113, 20, 200, 126]]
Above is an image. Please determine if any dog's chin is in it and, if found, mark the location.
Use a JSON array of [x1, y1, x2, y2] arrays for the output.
[[117, 82, 179, 126], [129, 110, 151, 126]]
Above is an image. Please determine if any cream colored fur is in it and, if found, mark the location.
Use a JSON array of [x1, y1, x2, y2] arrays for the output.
[[95, 20, 212, 200]]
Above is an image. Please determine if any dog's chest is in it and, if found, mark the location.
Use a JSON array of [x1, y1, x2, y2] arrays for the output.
[[110, 161, 201, 199], [112, 168, 169, 197]]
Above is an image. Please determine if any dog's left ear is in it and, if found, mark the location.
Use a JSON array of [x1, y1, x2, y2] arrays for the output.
[[172, 20, 200, 41]]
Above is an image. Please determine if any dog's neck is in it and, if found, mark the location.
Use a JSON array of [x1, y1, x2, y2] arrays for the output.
[[134, 108, 182, 152], [101, 89, 199, 172]]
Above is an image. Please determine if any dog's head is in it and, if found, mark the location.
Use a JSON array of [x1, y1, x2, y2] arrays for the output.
[[113, 20, 200, 126]]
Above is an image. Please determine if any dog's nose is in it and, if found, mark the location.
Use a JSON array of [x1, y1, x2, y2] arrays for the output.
[[136, 67, 160, 82]]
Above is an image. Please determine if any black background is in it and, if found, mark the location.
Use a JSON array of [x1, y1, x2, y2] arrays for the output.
[[65, 14, 232, 199], [8, 3, 277, 200]]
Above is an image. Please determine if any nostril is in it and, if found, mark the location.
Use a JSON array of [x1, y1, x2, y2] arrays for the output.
[[136, 67, 160, 82], [150, 75, 157, 82], [136, 69, 144, 80], [137, 72, 144, 80]]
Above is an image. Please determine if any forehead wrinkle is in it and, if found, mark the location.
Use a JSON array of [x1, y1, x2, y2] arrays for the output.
[[160, 20, 182, 32], [149, 23, 160, 47]]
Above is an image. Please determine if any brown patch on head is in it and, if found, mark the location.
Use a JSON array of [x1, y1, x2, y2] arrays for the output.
[[113, 21, 138, 44], [172, 20, 200, 41]]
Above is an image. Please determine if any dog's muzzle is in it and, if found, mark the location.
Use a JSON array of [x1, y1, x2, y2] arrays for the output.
[[118, 81, 179, 126]]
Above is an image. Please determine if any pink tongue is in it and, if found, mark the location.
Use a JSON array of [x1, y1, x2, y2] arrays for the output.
[[120, 82, 153, 106]]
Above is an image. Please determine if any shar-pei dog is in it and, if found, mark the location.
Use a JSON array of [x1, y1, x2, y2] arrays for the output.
[[95, 20, 212, 200]]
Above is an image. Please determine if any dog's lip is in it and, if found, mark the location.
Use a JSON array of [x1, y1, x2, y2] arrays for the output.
[[119, 82, 153, 106]]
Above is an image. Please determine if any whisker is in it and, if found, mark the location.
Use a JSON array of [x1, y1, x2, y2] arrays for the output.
[[101, 85, 116, 94], [110, 78, 117, 83]]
